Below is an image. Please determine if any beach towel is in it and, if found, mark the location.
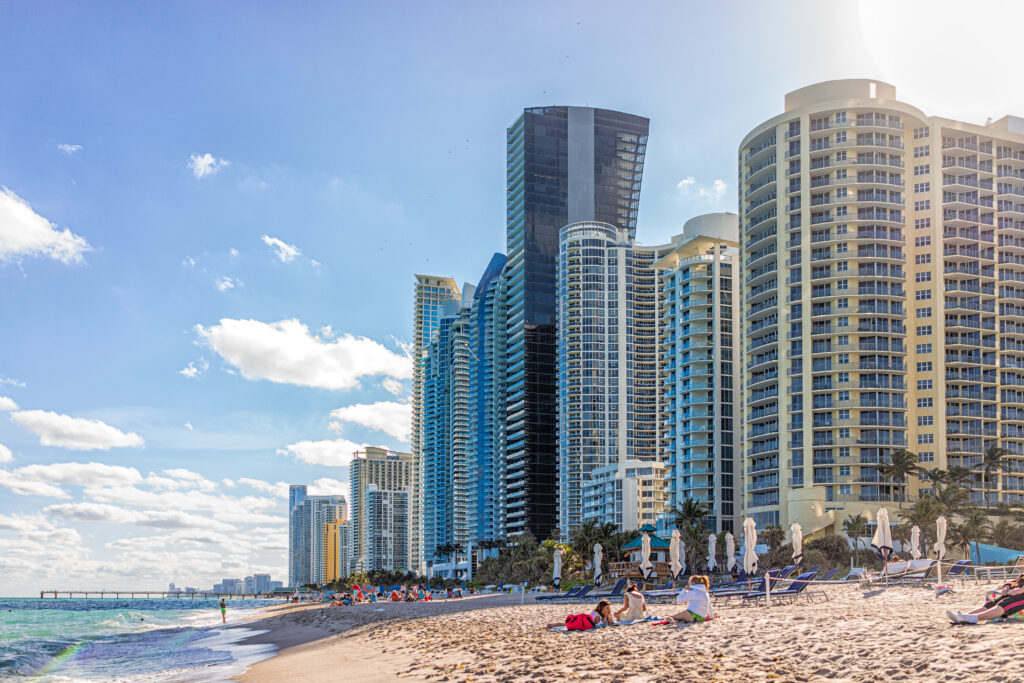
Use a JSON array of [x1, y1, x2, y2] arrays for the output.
[[985, 590, 1024, 621]]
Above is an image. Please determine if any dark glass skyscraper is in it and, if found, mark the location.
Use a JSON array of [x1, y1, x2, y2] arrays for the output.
[[504, 106, 649, 538]]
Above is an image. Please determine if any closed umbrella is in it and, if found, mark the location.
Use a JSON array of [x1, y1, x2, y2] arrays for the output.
[[669, 529, 682, 580], [871, 507, 893, 563], [707, 534, 717, 573], [552, 547, 562, 589], [909, 525, 922, 560], [639, 532, 654, 582], [743, 518, 758, 575], [593, 543, 603, 585], [935, 516, 947, 583], [790, 522, 803, 567], [725, 532, 736, 572]]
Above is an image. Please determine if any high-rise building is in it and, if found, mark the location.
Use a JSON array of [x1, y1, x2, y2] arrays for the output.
[[504, 106, 650, 539], [252, 574, 272, 594], [350, 447, 416, 571], [322, 520, 349, 583], [287, 484, 308, 587], [288, 493, 346, 587], [739, 79, 1024, 535], [655, 214, 741, 533], [362, 484, 411, 572]]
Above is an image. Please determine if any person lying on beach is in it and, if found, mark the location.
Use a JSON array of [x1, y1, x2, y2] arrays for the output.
[[614, 583, 647, 622], [546, 599, 616, 631], [661, 575, 714, 624], [947, 575, 1024, 624]]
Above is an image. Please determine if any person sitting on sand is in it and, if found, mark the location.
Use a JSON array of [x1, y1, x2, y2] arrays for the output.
[[545, 599, 616, 631], [663, 575, 714, 624], [948, 574, 1024, 624], [614, 583, 647, 622]]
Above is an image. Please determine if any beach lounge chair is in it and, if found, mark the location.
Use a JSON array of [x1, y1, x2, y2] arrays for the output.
[[566, 584, 596, 602], [897, 559, 936, 584], [818, 567, 841, 582], [843, 568, 866, 581], [743, 571, 821, 605], [710, 570, 747, 590], [535, 585, 584, 601], [712, 569, 780, 606], [944, 559, 970, 583], [591, 578, 627, 598], [776, 565, 796, 580]]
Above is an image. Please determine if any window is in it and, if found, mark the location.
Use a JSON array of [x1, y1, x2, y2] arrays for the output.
[[839, 465, 851, 476], [914, 164, 930, 176], [915, 271, 932, 283], [837, 297, 849, 308], [835, 112, 847, 124], [837, 260, 849, 272], [917, 325, 932, 336], [914, 218, 932, 229], [835, 131, 847, 143], [838, 372, 849, 382], [838, 427, 850, 438], [918, 434, 935, 444], [917, 397, 934, 408], [914, 236, 931, 247], [917, 379, 933, 390], [918, 451, 935, 463], [838, 316, 849, 327], [839, 409, 850, 419], [918, 415, 934, 426], [837, 335, 849, 345], [915, 253, 932, 264], [836, 242, 849, 254], [836, 151, 847, 162], [914, 182, 931, 193], [917, 361, 933, 372], [916, 290, 932, 300], [914, 145, 929, 158], [916, 343, 933, 354], [837, 279, 849, 290], [914, 200, 931, 211], [838, 446, 851, 457], [914, 126, 930, 139], [916, 307, 932, 318], [839, 484, 851, 495]]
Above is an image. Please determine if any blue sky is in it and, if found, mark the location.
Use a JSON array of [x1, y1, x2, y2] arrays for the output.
[[1, 0, 1022, 595]]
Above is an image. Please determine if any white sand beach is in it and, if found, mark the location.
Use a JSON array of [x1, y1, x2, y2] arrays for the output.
[[236, 582, 1024, 682]]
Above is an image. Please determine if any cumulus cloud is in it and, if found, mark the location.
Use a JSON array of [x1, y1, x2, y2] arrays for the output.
[[0, 444, 11, 463], [237, 477, 288, 496], [215, 276, 239, 292], [229, 248, 239, 257], [44, 502, 235, 531], [188, 153, 230, 179], [0, 471, 71, 498], [277, 437, 368, 467], [178, 359, 208, 379], [261, 235, 300, 262], [11, 410, 144, 450], [182, 256, 196, 267], [329, 401, 411, 442], [195, 318, 412, 390], [676, 176, 728, 201], [0, 187, 92, 264], [57, 143, 82, 155], [381, 378, 405, 396], [185, 422, 194, 431], [308, 477, 349, 501], [0, 396, 18, 411]]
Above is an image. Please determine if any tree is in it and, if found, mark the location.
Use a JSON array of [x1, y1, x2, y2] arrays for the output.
[[843, 513, 869, 566], [958, 508, 992, 565], [898, 496, 941, 558], [761, 525, 785, 552], [892, 522, 913, 555], [674, 497, 708, 530], [930, 483, 971, 517], [989, 519, 1023, 550], [979, 444, 1011, 508], [877, 449, 923, 508]]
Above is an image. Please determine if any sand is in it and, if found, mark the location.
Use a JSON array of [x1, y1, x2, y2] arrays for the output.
[[237, 583, 1024, 682]]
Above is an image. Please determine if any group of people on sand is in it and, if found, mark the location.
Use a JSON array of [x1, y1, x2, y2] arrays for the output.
[[948, 573, 1024, 624], [547, 575, 714, 631]]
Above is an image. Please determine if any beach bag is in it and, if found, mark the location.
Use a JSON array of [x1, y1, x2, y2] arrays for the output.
[[565, 613, 595, 631]]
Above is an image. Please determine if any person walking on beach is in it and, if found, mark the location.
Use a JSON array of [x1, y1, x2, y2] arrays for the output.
[[219, 598, 227, 624]]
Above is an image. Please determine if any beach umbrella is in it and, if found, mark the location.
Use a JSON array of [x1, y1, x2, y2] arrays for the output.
[[725, 532, 736, 572], [791, 522, 803, 567], [552, 547, 562, 589], [871, 507, 893, 561], [639, 532, 655, 582], [935, 515, 947, 583], [707, 533, 717, 573], [742, 518, 758, 575], [669, 528, 683, 579], [910, 525, 922, 560], [593, 543, 603, 585]]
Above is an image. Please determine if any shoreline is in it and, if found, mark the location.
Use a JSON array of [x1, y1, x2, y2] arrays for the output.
[[232, 582, 1024, 682]]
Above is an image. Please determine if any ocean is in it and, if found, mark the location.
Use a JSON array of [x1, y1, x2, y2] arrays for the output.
[[0, 597, 281, 681]]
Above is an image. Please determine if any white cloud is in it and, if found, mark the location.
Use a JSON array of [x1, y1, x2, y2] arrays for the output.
[[0, 187, 92, 264], [11, 410, 144, 451], [44, 502, 235, 531], [215, 276, 238, 292], [277, 437, 368, 467], [308, 477, 349, 501], [178, 359, 208, 379], [310, 259, 321, 267], [381, 378, 405, 396], [184, 422, 194, 431], [0, 376, 25, 388], [57, 143, 82, 155], [229, 248, 239, 257], [676, 176, 728, 201], [0, 471, 71, 498], [0, 444, 11, 463], [261, 235, 300, 263], [162, 468, 216, 491], [0, 396, 18, 411], [195, 318, 412, 390], [188, 153, 230, 179], [329, 401, 411, 442], [237, 477, 288, 497]]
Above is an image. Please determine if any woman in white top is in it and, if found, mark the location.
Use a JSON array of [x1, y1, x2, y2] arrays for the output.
[[614, 583, 647, 622], [665, 575, 713, 623]]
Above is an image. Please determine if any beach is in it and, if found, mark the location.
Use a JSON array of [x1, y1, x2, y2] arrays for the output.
[[236, 583, 1024, 682]]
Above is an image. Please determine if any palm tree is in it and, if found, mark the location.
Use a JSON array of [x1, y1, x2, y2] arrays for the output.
[[978, 444, 1010, 508], [947, 522, 973, 559], [989, 519, 1021, 550], [678, 522, 705, 575], [930, 483, 971, 517], [877, 449, 923, 508], [843, 513, 869, 565], [899, 496, 941, 557], [958, 509, 992, 565], [892, 522, 913, 555], [761, 525, 785, 552], [674, 497, 708, 530]]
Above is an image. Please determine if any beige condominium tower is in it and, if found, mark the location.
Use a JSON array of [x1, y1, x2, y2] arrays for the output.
[[739, 79, 1024, 536]]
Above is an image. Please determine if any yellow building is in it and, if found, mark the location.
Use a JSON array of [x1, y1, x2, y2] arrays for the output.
[[739, 79, 1024, 539], [322, 520, 349, 583]]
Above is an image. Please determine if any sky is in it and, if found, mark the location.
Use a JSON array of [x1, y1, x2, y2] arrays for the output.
[[1, 0, 1023, 596]]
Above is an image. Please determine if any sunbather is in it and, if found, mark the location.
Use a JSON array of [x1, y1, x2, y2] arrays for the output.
[[947, 574, 1024, 624], [614, 583, 647, 622], [545, 599, 616, 630], [662, 575, 714, 624]]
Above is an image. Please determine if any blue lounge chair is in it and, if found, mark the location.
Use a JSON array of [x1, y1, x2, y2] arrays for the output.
[[818, 567, 841, 581], [776, 565, 796, 580], [712, 569, 780, 605], [710, 570, 747, 590], [535, 584, 584, 601], [945, 559, 970, 582], [591, 578, 627, 598], [743, 571, 820, 605]]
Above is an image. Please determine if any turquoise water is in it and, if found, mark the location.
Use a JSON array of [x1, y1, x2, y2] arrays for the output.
[[0, 598, 281, 681]]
